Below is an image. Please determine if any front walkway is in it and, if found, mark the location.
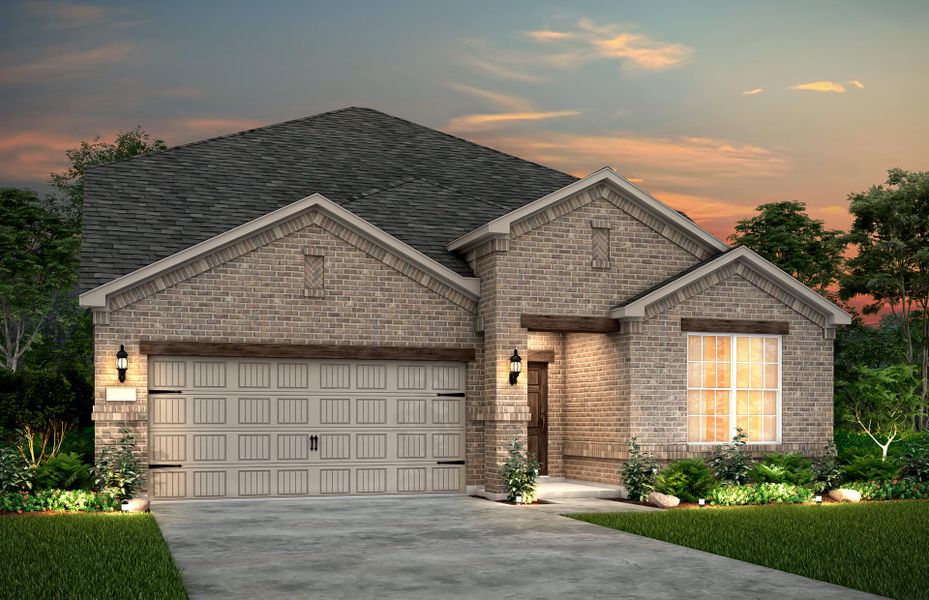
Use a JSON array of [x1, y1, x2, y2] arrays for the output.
[[153, 496, 880, 600]]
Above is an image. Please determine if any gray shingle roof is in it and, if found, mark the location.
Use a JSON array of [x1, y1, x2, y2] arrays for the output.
[[80, 107, 577, 292]]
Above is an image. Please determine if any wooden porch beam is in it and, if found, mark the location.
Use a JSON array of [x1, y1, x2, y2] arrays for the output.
[[520, 314, 621, 334], [139, 341, 476, 362]]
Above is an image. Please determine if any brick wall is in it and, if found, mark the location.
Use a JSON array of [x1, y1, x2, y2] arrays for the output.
[[93, 212, 483, 487]]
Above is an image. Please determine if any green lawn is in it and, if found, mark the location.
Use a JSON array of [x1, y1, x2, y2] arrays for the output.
[[572, 501, 929, 600], [0, 513, 187, 600]]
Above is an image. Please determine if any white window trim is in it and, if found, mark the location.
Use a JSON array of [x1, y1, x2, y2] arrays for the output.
[[685, 332, 782, 446]]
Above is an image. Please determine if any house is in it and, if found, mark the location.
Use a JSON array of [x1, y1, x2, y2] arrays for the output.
[[79, 107, 851, 500]]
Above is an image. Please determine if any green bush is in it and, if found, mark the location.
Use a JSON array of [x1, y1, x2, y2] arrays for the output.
[[843, 480, 929, 501], [59, 426, 94, 464], [710, 429, 754, 485], [620, 437, 660, 501], [91, 429, 144, 500], [812, 442, 842, 492], [842, 455, 901, 482], [35, 452, 89, 491], [835, 430, 929, 462], [0, 444, 33, 493], [0, 489, 119, 513], [499, 437, 540, 503], [900, 437, 929, 482], [749, 452, 815, 486], [655, 458, 715, 503], [710, 482, 814, 505]]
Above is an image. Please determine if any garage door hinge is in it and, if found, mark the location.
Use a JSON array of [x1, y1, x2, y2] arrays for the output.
[[436, 392, 465, 397], [148, 389, 183, 394], [148, 463, 182, 469], [436, 460, 465, 465]]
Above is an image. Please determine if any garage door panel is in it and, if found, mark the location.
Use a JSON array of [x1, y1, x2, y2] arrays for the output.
[[149, 357, 467, 500]]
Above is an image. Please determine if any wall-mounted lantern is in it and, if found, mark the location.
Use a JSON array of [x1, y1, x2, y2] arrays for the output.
[[116, 344, 129, 383], [509, 349, 522, 385]]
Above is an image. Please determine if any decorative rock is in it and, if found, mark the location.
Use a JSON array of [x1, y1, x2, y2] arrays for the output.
[[828, 489, 862, 503], [120, 497, 150, 512], [647, 492, 681, 508]]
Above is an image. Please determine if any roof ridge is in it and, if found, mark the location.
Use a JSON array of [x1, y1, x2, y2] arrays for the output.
[[358, 107, 577, 184], [84, 106, 364, 173]]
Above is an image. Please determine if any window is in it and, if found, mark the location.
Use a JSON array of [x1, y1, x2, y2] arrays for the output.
[[687, 334, 780, 443]]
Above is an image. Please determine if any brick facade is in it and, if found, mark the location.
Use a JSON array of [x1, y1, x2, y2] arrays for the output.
[[91, 182, 838, 496]]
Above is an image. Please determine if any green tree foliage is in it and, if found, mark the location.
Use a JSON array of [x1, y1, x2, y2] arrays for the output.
[[0, 189, 78, 373], [48, 126, 166, 222], [841, 169, 929, 423], [730, 201, 846, 300], [836, 364, 922, 459]]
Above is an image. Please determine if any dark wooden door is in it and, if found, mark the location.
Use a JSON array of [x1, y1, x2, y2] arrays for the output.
[[527, 362, 548, 475]]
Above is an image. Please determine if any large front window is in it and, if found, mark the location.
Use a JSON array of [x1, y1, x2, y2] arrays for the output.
[[687, 334, 780, 444]]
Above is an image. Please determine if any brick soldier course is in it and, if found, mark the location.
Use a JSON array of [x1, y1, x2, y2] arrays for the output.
[[80, 107, 851, 499]]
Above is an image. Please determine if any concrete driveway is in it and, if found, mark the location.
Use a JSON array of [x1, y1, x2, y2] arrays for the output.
[[153, 496, 880, 600]]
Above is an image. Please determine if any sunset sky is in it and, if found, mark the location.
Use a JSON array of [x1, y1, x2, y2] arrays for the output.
[[2, 0, 928, 240]]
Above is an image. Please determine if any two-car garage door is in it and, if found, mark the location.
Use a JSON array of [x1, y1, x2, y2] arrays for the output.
[[148, 356, 466, 500]]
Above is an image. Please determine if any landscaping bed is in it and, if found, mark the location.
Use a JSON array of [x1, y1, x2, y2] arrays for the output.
[[572, 500, 929, 600], [0, 512, 187, 599]]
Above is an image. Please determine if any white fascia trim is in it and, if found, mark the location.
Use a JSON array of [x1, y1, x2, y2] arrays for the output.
[[80, 193, 481, 309], [609, 246, 852, 326], [447, 166, 729, 253]]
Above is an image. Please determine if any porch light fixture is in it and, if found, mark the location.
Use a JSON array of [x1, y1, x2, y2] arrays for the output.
[[116, 344, 129, 383], [509, 349, 522, 385]]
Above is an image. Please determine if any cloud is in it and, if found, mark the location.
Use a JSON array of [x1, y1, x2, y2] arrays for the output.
[[527, 17, 694, 72], [847, 79, 865, 89], [0, 42, 135, 84], [446, 82, 533, 112], [26, 0, 105, 28], [467, 130, 788, 188], [465, 58, 547, 82], [741, 88, 764, 96], [789, 81, 848, 93], [446, 111, 580, 132], [162, 118, 264, 138], [0, 130, 78, 180]]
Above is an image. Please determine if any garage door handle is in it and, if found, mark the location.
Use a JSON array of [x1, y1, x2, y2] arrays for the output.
[[148, 463, 183, 469], [436, 460, 465, 465], [308, 435, 319, 452]]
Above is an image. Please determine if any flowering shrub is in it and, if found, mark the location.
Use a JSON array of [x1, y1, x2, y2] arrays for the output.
[[710, 483, 814, 506], [0, 489, 120, 513], [842, 480, 929, 501]]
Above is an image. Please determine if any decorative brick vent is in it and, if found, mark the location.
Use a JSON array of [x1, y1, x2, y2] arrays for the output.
[[304, 250, 325, 298], [590, 220, 611, 270]]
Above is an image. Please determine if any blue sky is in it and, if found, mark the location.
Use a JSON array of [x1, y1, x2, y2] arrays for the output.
[[2, 0, 928, 237]]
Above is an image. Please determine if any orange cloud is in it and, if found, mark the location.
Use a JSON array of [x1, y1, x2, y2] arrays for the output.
[[742, 88, 764, 96], [789, 81, 847, 93], [847, 79, 865, 89], [162, 118, 264, 138], [0, 42, 135, 84], [0, 130, 78, 180], [447, 111, 580, 131], [446, 82, 533, 112], [528, 17, 694, 72]]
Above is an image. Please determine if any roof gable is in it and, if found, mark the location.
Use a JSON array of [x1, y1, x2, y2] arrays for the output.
[[79, 107, 576, 292]]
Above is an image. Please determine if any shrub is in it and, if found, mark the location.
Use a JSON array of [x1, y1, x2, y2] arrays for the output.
[[35, 452, 90, 491], [841, 455, 901, 482], [620, 437, 660, 501], [843, 480, 929, 501], [655, 459, 714, 503], [710, 429, 754, 485], [749, 452, 815, 486], [0, 489, 119, 513], [499, 437, 540, 503], [710, 483, 814, 506], [91, 429, 144, 500], [59, 426, 94, 464], [0, 444, 33, 493], [812, 442, 842, 492], [900, 437, 929, 482]]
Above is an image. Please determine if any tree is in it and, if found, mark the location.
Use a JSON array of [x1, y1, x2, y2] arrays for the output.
[[730, 201, 847, 299], [840, 169, 929, 427], [836, 364, 921, 459], [49, 125, 166, 222], [0, 189, 79, 373]]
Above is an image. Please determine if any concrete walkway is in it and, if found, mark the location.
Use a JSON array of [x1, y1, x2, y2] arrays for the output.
[[153, 495, 881, 600]]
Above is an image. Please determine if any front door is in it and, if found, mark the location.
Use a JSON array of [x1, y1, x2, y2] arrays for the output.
[[527, 362, 548, 475]]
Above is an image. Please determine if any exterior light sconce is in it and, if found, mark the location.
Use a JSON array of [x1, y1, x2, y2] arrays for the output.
[[116, 344, 129, 383], [509, 349, 522, 385]]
